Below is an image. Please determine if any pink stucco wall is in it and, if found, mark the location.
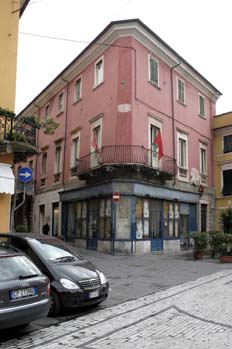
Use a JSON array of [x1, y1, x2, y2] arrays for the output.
[[34, 35, 215, 188]]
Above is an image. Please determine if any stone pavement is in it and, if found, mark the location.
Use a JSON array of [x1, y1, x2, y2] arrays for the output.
[[1, 270, 232, 348]]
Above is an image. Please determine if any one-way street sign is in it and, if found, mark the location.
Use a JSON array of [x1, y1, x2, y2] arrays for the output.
[[18, 167, 33, 183]]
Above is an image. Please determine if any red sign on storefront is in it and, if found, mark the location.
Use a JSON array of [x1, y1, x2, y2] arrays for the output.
[[113, 192, 120, 202]]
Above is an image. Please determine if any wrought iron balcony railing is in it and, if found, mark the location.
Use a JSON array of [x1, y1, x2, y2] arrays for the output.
[[0, 112, 36, 148], [78, 145, 176, 176]]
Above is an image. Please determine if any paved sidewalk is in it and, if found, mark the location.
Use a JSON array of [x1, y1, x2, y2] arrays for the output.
[[2, 270, 232, 348]]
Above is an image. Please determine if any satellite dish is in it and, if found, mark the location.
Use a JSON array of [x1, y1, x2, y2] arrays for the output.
[[190, 168, 200, 186]]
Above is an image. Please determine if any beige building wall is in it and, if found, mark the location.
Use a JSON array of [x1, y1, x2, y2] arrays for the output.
[[213, 112, 232, 230]]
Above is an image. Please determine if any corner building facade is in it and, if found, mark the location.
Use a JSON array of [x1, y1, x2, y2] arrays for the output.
[[18, 19, 221, 254]]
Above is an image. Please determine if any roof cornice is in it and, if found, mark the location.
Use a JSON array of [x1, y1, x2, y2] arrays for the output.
[[18, 19, 221, 117]]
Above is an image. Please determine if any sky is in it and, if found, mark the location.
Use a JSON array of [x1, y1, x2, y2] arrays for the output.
[[16, 0, 232, 115]]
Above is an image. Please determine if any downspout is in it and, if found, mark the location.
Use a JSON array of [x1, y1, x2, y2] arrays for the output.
[[61, 75, 69, 186], [61, 76, 69, 238], [33, 103, 40, 232], [170, 61, 181, 185]]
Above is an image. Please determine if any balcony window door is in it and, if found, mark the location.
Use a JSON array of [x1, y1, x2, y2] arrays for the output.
[[150, 125, 159, 168], [70, 136, 80, 176], [54, 143, 62, 182], [91, 125, 101, 168]]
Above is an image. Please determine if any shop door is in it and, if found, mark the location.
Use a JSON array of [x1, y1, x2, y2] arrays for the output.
[[180, 215, 189, 249], [201, 204, 207, 232], [87, 202, 98, 250], [150, 200, 163, 252]]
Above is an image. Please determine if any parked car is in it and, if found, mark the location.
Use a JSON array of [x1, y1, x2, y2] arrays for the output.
[[0, 234, 109, 315], [0, 245, 50, 330]]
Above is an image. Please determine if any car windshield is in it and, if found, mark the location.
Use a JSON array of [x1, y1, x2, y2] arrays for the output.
[[0, 255, 41, 282], [29, 239, 83, 262]]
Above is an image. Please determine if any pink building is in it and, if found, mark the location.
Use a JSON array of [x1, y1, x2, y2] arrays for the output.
[[17, 19, 221, 254]]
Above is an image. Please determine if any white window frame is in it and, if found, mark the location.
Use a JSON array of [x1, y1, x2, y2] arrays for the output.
[[177, 78, 185, 104], [199, 94, 205, 117], [58, 92, 64, 113], [70, 132, 80, 170], [90, 118, 102, 168], [54, 142, 62, 174], [148, 55, 159, 86], [148, 116, 162, 168], [177, 131, 188, 181], [94, 56, 104, 87], [41, 152, 47, 177], [199, 142, 207, 185], [74, 77, 82, 102]]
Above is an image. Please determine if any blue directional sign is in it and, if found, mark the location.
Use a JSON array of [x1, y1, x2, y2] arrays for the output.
[[18, 167, 33, 183]]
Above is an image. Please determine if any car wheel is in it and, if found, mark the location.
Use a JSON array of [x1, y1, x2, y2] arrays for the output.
[[49, 290, 61, 316]]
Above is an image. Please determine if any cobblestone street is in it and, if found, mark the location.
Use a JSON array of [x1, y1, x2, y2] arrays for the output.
[[2, 269, 232, 348]]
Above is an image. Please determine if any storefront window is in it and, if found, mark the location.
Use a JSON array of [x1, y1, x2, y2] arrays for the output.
[[116, 197, 131, 239], [164, 201, 180, 238]]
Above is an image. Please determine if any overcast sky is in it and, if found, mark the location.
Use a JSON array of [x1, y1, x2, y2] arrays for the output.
[[16, 0, 232, 115]]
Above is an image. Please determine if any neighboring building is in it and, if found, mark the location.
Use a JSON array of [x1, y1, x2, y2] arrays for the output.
[[17, 19, 221, 254], [213, 112, 232, 230], [0, 0, 36, 233]]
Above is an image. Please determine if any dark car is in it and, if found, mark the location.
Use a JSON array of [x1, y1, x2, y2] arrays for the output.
[[0, 234, 109, 315], [0, 246, 50, 329]]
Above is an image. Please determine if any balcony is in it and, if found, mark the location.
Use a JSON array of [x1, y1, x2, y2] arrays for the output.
[[78, 145, 176, 183], [0, 111, 37, 162]]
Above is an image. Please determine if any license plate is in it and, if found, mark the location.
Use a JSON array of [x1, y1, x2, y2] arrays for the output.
[[89, 290, 99, 299], [10, 287, 36, 300]]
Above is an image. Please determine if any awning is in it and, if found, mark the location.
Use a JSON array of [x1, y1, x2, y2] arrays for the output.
[[0, 163, 15, 194]]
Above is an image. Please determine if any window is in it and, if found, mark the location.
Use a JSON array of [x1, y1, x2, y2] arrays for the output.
[[199, 95, 205, 117], [200, 143, 207, 175], [45, 105, 49, 122], [29, 160, 33, 169], [177, 78, 185, 104], [94, 57, 104, 87], [92, 125, 101, 152], [55, 143, 62, 174], [222, 169, 232, 196], [70, 136, 80, 175], [224, 135, 232, 154], [41, 152, 47, 177], [149, 55, 159, 86], [58, 93, 64, 113], [163, 201, 180, 238], [150, 124, 159, 166], [177, 132, 188, 179], [74, 78, 82, 101], [200, 143, 207, 184]]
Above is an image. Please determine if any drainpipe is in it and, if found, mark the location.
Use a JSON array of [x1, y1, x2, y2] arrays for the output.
[[61, 75, 69, 186], [170, 61, 181, 185]]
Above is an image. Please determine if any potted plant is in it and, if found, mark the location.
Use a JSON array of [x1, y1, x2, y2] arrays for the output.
[[218, 233, 232, 263], [191, 232, 208, 260], [208, 231, 225, 258]]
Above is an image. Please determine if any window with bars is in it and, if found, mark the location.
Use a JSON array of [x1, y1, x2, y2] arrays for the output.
[[177, 78, 185, 104], [149, 55, 159, 85]]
